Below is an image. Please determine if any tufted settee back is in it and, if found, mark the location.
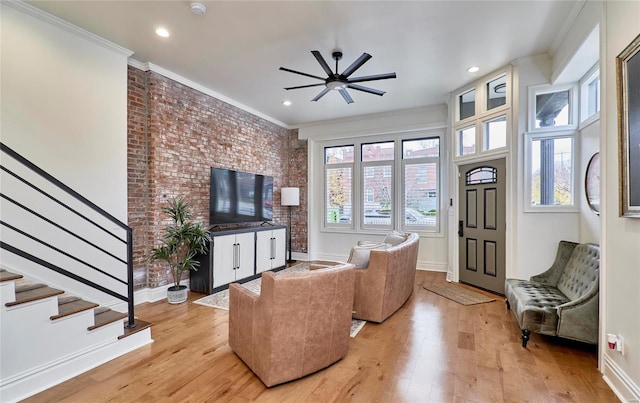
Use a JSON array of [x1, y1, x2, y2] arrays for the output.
[[556, 243, 600, 301]]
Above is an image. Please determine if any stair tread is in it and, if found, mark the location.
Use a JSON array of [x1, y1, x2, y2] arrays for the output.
[[88, 309, 127, 331], [0, 269, 23, 282], [119, 319, 153, 339], [5, 285, 64, 307], [51, 298, 99, 320]]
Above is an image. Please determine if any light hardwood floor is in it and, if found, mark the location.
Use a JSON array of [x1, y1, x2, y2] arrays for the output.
[[25, 271, 618, 402]]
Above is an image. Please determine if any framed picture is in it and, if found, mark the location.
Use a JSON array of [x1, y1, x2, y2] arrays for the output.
[[585, 152, 600, 215], [617, 34, 640, 218]]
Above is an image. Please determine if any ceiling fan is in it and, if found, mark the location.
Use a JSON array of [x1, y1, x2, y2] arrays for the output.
[[279, 50, 396, 104]]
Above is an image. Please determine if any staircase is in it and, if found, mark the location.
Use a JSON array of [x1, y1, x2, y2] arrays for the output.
[[0, 268, 152, 402], [0, 143, 153, 402]]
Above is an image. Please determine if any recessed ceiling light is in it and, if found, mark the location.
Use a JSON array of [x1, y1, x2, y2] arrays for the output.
[[467, 66, 479, 73], [282, 100, 292, 106], [155, 27, 170, 38]]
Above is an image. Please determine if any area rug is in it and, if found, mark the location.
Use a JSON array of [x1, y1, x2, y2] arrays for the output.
[[423, 283, 496, 305], [194, 262, 366, 337]]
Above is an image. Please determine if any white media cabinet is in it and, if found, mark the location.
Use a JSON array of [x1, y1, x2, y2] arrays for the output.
[[190, 225, 287, 294]]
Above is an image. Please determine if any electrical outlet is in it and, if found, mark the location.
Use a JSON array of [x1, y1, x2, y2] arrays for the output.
[[617, 334, 625, 355]]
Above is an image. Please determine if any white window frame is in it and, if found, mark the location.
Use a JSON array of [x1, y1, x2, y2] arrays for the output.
[[400, 137, 440, 233], [523, 130, 579, 213], [528, 83, 578, 132], [579, 64, 600, 129], [453, 67, 512, 162], [323, 145, 355, 230], [320, 130, 445, 236]]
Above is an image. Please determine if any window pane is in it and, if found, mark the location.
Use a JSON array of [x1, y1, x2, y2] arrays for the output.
[[587, 76, 600, 117], [458, 126, 476, 156], [487, 75, 507, 110], [530, 137, 573, 206], [535, 90, 570, 128], [404, 163, 437, 228], [326, 167, 352, 223], [484, 116, 507, 150], [403, 138, 439, 159], [362, 142, 394, 162], [459, 89, 475, 120], [362, 165, 392, 226], [325, 145, 354, 164]]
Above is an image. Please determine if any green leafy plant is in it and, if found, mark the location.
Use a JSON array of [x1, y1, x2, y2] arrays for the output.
[[149, 197, 210, 289]]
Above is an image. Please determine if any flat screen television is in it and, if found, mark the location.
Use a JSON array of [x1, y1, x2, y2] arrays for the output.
[[209, 167, 273, 225]]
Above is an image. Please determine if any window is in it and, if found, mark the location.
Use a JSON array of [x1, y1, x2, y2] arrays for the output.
[[458, 88, 475, 121], [361, 142, 394, 229], [580, 66, 600, 124], [457, 126, 476, 156], [452, 67, 511, 161], [486, 75, 507, 111], [524, 131, 576, 211], [322, 133, 442, 234], [483, 115, 507, 151], [528, 83, 578, 131], [402, 138, 440, 231], [324, 146, 354, 225]]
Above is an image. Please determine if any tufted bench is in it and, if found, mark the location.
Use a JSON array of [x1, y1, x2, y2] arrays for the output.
[[505, 241, 600, 347]]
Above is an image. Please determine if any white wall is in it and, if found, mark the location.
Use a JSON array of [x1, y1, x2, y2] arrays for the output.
[[578, 119, 600, 244], [513, 55, 581, 280], [0, 3, 132, 305], [1, 2, 130, 221], [601, 1, 640, 400], [302, 105, 450, 270]]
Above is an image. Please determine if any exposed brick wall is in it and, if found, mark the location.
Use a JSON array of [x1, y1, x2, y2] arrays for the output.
[[127, 66, 150, 289], [288, 130, 308, 254], [127, 66, 308, 289]]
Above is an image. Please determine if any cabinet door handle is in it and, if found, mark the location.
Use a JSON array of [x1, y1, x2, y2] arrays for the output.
[[235, 243, 240, 269], [271, 237, 275, 260]]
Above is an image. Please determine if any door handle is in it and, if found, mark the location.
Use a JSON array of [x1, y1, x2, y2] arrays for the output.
[[458, 220, 464, 237]]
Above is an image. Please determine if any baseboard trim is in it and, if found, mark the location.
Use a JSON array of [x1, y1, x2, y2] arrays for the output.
[[0, 328, 153, 403], [602, 354, 640, 402]]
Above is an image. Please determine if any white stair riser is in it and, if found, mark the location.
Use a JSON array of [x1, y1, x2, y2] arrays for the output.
[[0, 280, 17, 305], [1, 297, 124, 380]]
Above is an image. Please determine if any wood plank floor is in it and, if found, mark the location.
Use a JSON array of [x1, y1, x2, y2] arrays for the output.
[[24, 271, 618, 402]]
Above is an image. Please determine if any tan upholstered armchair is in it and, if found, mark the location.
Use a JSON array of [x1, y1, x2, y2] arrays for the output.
[[228, 263, 355, 387], [351, 232, 419, 323]]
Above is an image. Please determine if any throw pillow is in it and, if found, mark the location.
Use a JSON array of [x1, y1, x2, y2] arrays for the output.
[[383, 230, 408, 246], [348, 243, 388, 268], [357, 240, 381, 246]]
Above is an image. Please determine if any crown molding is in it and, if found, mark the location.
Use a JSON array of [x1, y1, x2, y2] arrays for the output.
[[3, 0, 133, 57], [127, 58, 290, 130]]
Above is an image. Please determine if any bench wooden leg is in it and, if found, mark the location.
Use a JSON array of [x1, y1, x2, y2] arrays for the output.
[[522, 329, 530, 348]]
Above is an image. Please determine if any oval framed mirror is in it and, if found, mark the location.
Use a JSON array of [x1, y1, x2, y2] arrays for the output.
[[585, 152, 600, 215]]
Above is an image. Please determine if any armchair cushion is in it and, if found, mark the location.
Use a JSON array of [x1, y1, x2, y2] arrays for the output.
[[348, 243, 389, 268]]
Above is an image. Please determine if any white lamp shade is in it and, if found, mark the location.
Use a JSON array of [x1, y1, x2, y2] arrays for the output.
[[281, 187, 300, 206]]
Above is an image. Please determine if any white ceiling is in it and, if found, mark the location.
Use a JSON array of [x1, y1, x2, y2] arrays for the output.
[[27, 0, 579, 128]]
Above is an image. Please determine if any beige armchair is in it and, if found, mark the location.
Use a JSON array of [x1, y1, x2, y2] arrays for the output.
[[228, 263, 355, 387], [351, 232, 419, 323]]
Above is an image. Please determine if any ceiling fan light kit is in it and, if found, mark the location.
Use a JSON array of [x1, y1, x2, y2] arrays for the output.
[[280, 50, 396, 104]]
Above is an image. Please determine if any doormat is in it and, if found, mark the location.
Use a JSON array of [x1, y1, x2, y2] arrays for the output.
[[194, 262, 366, 337], [423, 283, 496, 305]]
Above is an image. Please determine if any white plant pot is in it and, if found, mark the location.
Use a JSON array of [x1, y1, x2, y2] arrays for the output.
[[167, 285, 188, 304]]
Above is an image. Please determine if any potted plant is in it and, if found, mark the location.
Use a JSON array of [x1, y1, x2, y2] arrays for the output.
[[150, 197, 210, 304]]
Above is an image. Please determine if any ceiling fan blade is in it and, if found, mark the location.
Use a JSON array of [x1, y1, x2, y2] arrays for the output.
[[279, 67, 325, 81], [311, 51, 334, 77], [311, 87, 331, 102], [284, 83, 326, 90], [347, 72, 397, 83], [347, 83, 385, 96], [338, 89, 354, 104], [341, 53, 372, 78]]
